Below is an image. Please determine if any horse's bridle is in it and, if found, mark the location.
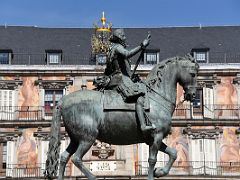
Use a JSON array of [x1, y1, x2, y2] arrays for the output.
[[143, 80, 192, 112], [142, 81, 176, 109]]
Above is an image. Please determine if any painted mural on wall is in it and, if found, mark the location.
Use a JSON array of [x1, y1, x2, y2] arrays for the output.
[[215, 77, 238, 118], [18, 77, 40, 119], [168, 127, 189, 170], [17, 128, 38, 173], [220, 127, 240, 163], [18, 77, 39, 107], [87, 80, 95, 90], [174, 84, 187, 117]]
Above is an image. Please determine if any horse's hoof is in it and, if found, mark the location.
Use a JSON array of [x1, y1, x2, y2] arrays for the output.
[[154, 167, 169, 177]]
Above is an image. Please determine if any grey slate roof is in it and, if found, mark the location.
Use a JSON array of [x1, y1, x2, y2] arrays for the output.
[[0, 25, 240, 65]]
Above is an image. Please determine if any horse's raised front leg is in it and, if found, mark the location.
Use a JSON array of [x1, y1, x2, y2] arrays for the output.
[[148, 132, 163, 180], [154, 142, 177, 177]]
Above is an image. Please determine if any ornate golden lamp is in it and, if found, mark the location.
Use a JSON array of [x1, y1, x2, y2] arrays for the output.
[[91, 12, 112, 64]]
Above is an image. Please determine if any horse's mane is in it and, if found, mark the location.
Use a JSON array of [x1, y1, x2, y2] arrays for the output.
[[146, 54, 197, 87]]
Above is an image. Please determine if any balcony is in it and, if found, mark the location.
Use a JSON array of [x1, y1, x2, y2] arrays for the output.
[[0, 104, 239, 127], [0, 163, 71, 178], [173, 104, 240, 126], [0, 161, 239, 178], [135, 161, 240, 177], [0, 106, 51, 128]]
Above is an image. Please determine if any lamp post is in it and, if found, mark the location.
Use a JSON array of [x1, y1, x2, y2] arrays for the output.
[[91, 12, 112, 65]]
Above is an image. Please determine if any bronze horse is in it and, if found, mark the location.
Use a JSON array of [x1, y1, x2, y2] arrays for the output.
[[45, 55, 199, 180]]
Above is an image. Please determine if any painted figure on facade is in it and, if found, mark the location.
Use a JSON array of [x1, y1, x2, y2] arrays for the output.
[[45, 30, 199, 180]]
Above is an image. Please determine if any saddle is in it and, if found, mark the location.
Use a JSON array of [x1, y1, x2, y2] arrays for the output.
[[103, 90, 150, 111]]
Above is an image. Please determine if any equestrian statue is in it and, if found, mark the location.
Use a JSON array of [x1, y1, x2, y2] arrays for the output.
[[45, 29, 199, 180]]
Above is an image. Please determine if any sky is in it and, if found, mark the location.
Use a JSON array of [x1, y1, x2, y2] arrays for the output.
[[0, 0, 240, 28]]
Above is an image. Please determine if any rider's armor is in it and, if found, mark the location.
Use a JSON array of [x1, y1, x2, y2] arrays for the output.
[[98, 29, 155, 133]]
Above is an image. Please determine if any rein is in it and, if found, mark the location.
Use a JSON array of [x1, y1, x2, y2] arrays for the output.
[[143, 81, 186, 111], [142, 81, 176, 108]]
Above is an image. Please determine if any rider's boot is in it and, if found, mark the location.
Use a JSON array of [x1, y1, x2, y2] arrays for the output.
[[136, 97, 156, 133]]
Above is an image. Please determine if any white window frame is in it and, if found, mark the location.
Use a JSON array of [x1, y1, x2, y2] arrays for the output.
[[96, 54, 107, 65], [46, 50, 62, 65], [0, 52, 12, 65], [193, 51, 209, 63], [144, 51, 159, 65], [44, 89, 64, 119], [6, 141, 15, 177], [47, 53, 61, 65], [190, 138, 217, 175], [0, 90, 15, 120]]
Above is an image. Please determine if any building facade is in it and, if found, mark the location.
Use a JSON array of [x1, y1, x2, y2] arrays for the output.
[[0, 25, 239, 178]]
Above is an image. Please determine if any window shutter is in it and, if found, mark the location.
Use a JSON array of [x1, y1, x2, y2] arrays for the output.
[[138, 143, 149, 174], [204, 139, 217, 175], [0, 90, 15, 120], [191, 139, 203, 174], [41, 140, 49, 173], [203, 87, 214, 118], [6, 141, 15, 177]]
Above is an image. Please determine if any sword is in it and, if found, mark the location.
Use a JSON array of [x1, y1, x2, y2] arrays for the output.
[[131, 33, 151, 80]]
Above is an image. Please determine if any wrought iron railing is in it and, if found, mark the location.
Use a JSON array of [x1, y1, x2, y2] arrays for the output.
[[0, 106, 44, 121], [2, 163, 71, 178], [135, 161, 240, 176], [173, 104, 240, 120], [8, 53, 93, 65], [4, 52, 240, 65], [1, 161, 240, 178], [0, 106, 56, 121], [0, 104, 239, 121]]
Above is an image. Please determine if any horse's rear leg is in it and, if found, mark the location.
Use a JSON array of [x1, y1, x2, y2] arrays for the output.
[[72, 139, 96, 180], [58, 140, 78, 180], [155, 142, 177, 177]]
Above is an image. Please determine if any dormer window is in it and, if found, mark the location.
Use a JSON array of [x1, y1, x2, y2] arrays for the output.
[[96, 54, 107, 65], [0, 50, 12, 64], [191, 46, 209, 63], [144, 49, 160, 65], [46, 50, 62, 65], [195, 51, 207, 62]]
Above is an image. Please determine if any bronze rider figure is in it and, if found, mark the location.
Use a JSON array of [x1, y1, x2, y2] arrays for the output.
[[104, 28, 155, 132]]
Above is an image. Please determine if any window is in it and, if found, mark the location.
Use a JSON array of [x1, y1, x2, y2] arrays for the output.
[[96, 54, 107, 65], [46, 50, 62, 65], [191, 47, 209, 63], [0, 90, 15, 120], [144, 50, 159, 65], [44, 90, 63, 116], [49, 53, 60, 64], [2, 142, 6, 169], [192, 88, 203, 115], [195, 51, 207, 62], [191, 138, 217, 175], [0, 50, 12, 64]]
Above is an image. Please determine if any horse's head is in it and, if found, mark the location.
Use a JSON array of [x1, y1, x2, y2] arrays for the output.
[[177, 55, 199, 102]]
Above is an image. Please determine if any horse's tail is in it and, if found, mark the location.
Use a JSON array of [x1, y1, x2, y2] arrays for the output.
[[44, 101, 62, 179]]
